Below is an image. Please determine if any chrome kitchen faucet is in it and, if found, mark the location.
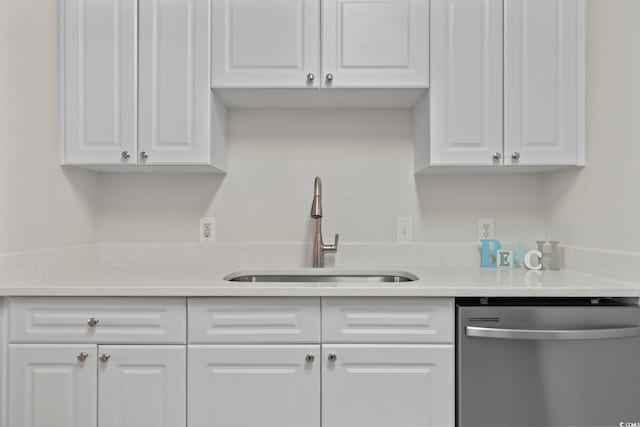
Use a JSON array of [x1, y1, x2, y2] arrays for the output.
[[310, 177, 339, 268]]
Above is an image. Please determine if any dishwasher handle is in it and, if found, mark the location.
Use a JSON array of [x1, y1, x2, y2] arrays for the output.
[[466, 325, 640, 340]]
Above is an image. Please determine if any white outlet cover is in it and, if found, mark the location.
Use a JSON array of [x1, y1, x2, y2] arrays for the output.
[[397, 217, 413, 243], [478, 218, 495, 241], [200, 217, 215, 244]]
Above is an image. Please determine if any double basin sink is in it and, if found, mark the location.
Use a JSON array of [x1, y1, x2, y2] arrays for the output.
[[225, 271, 418, 283]]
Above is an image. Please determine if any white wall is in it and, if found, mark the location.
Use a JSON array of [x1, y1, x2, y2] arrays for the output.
[[99, 109, 546, 244], [10, 0, 633, 252], [544, 0, 640, 253], [0, 0, 100, 254]]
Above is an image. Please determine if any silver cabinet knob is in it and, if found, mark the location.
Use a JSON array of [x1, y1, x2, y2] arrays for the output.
[[305, 354, 315, 363], [87, 318, 99, 327], [306, 73, 315, 83], [99, 353, 111, 363], [325, 73, 334, 83], [139, 151, 149, 160], [511, 152, 521, 160], [328, 353, 337, 363], [121, 151, 131, 160], [76, 352, 88, 362], [492, 152, 502, 160]]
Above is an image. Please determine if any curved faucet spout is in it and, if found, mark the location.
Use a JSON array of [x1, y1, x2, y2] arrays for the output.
[[311, 176, 323, 218]]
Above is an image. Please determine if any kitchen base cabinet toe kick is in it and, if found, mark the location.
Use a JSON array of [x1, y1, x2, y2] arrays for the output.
[[4, 297, 454, 427]]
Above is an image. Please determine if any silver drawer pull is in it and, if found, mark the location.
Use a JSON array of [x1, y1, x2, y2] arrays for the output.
[[328, 353, 337, 362], [76, 352, 88, 362], [99, 353, 111, 363], [305, 354, 315, 363], [87, 318, 99, 327], [466, 325, 640, 340]]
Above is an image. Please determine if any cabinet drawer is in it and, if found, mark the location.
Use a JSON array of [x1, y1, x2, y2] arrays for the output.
[[322, 298, 454, 343], [9, 297, 186, 344], [188, 298, 320, 343]]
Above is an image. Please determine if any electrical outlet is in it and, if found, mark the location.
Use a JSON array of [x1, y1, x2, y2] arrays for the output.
[[200, 217, 215, 243], [397, 217, 413, 243], [478, 218, 494, 241]]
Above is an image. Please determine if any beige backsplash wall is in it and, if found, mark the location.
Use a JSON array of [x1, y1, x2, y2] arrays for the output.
[[4, 0, 635, 258], [99, 0, 639, 250], [544, 0, 640, 254], [98, 108, 546, 244], [0, 0, 100, 254]]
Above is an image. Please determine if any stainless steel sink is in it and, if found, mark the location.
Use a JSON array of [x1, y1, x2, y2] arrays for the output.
[[225, 271, 418, 283]]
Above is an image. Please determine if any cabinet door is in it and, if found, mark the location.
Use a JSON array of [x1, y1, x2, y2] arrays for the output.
[[62, 0, 137, 165], [98, 346, 186, 427], [189, 345, 320, 427], [504, 0, 584, 166], [322, 344, 454, 427], [429, 0, 503, 166], [322, 0, 429, 88], [138, 0, 211, 164], [211, 0, 320, 88], [9, 344, 97, 427]]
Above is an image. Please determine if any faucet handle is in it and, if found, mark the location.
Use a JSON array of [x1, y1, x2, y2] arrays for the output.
[[324, 234, 339, 253]]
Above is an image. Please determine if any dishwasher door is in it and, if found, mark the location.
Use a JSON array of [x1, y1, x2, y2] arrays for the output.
[[458, 303, 640, 427]]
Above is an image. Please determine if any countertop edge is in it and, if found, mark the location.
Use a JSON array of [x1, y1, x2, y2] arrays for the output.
[[1, 286, 639, 298]]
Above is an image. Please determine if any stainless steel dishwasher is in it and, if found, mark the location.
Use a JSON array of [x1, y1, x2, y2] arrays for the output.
[[457, 298, 640, 427]]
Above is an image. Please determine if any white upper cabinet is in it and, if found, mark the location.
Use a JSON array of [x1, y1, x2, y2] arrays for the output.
[[211, 0, 320, 88], [211, 0, 428, 89], [62, 0, 137, 165], [138, 0, 213, 165], [98, 346, 186, 427], [321, 0, 429, 88], [428, 0, 503, 166], [419, 0, 585, 172], [62, 0, 227, 172], [504, 0, 585, 166]]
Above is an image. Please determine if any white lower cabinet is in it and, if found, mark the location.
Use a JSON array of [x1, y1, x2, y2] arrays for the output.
[[98, 346, 186, 427], [6, 297, 454, 427], [188, 343, 454, 427], [322, 344, 455, 427], [188, 345, 321, 427], [9, 344, 186, 427], [9, 344, 98, 427]]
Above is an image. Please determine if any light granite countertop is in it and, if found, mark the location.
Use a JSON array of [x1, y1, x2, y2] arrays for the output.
[[1, 266, 639, 297]]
